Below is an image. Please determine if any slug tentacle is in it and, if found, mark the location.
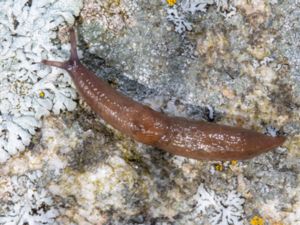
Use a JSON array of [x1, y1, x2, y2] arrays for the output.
[[69, 27, 79, 63], [41, 28, 79, 71], [41, 27, 286, 161], [41, 60, 69, 69]]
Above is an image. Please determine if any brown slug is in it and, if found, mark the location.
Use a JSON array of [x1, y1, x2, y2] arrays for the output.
[[42, 28, 286, 161]]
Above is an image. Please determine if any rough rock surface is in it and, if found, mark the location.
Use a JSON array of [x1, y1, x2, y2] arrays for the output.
[[0, 0, 299, 224]]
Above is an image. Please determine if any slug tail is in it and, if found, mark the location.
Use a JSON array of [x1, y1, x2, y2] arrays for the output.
[[236, 132, 286, 160]]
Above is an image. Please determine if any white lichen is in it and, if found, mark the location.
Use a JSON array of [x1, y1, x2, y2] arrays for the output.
[[167, 6, 192, 34], [0, 0, 83, 163], [192, 184, 245, 225], [166, 0, 232, 33], [181, 0, 214, 14], [0, 170, 59, 225], [266, 126, 279, 137]]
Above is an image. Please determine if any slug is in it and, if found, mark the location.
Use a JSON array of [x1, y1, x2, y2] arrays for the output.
[[42, 28, 286, 160]]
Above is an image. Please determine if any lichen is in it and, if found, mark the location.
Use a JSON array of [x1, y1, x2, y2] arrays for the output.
[[166, 0, 232, 34], [0, 0, 83, 163], [0, 0, 298, 224], [0, 170, 59, 225], [250, 215, 264, 225], [191, 184, 245, 225], [166, 0, 177, 6]]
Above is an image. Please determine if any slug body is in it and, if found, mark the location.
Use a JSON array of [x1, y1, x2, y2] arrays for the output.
[[42, 28, 285, 160]]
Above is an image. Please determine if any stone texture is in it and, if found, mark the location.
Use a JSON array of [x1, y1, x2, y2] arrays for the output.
[[0, 0, 299, 224]]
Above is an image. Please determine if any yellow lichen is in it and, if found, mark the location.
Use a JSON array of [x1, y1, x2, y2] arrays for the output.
[[215, 163, 223, 172], [166, 0, 176, 6], [250, 216, 265, 225], [39, 91, 45, 98], [231, 160, 238, 166]]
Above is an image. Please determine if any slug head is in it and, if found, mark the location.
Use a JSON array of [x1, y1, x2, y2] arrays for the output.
[[41, 27, 79, 71]]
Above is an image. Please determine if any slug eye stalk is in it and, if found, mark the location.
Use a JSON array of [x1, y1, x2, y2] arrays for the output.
[[42, 28, 79, 70], [41, 59, 68, 69]]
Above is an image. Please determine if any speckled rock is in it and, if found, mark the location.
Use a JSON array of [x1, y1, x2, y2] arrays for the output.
[[0, 0, 299, 224]]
